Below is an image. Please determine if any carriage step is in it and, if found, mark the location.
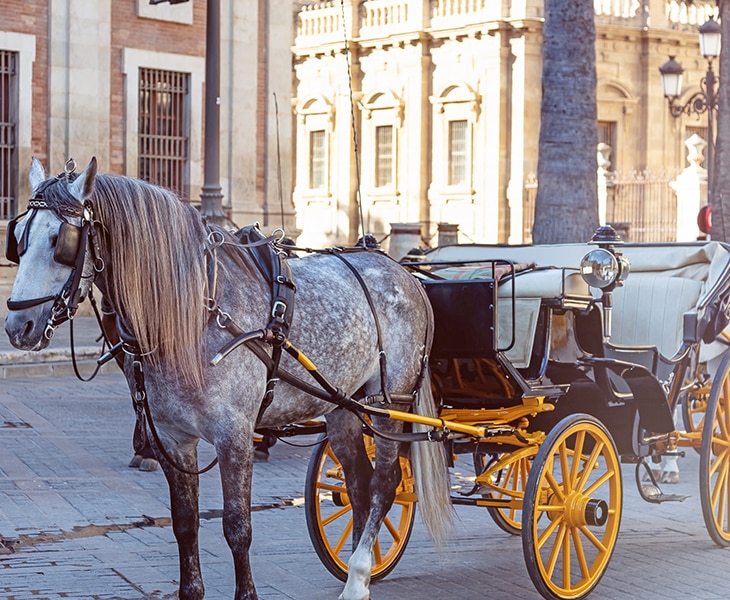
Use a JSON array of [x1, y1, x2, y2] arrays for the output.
[[635, 460, 690, 504]]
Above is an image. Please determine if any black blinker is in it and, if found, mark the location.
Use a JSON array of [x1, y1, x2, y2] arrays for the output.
[[5, 217, 19, 264], [54, 221, 82, 267]]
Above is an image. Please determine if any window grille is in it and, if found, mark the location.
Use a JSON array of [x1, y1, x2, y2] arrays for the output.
[[375, 125, 393, 188], [309, 129, 325, 189], [138, 67, 190, 200], [0, 50, 18, 219], [448, 119, 468, 186]]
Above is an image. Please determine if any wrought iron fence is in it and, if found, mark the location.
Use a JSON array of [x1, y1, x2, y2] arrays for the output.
[[523, 168, 679, 243]]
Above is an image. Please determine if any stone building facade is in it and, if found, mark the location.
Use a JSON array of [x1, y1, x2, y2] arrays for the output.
[[292, 0, 718, 248], [0, 0, 295, 311], [0, 0, 294, 229]]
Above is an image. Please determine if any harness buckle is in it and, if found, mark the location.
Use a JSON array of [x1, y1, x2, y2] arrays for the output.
[[271, 300, 287, 321]]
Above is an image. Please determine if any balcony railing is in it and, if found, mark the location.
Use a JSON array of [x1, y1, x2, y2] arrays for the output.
[[296, 1, 343, 47]]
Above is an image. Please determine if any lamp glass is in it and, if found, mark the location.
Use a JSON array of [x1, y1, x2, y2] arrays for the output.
[[580, 249, 619, 289], [699, 18, 722, 58], [700, 32, 722, 58], [661, 71, 683, 99]]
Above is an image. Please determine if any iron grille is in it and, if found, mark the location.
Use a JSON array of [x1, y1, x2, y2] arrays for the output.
[[448, 119, 468, 186], [375, 125, 393, 188], [309, 129, 325, 189], [0, 50, 18, 220], [138, 67, 190, 201]]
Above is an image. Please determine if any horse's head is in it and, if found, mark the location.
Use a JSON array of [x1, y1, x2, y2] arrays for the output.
[[4, 157, 98, 349]]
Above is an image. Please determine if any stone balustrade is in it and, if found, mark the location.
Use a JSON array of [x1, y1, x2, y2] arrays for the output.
[[296, 1, 343, 46], [296, 1, 718, 48]]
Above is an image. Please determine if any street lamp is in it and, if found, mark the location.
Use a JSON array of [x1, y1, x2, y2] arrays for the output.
[[659, 16, 721, 213]]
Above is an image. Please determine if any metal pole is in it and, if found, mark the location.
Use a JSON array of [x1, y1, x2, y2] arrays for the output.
[[706, 60, 716, 207], [199, 0, 226, 220]]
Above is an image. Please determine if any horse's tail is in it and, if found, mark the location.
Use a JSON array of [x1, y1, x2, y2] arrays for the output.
[[411, 362, 454, 546]]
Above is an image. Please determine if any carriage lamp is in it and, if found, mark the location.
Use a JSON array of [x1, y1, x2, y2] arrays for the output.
[[581, 225, 631, 340], [581, 226, 630, 290]]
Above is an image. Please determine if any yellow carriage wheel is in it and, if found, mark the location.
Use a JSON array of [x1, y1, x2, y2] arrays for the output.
[[475, 452, 533, 535], [700, 353, 730, 546], [522, 415, 622, 600], [304, 432, 416, 582], [683, 390, 707, 435]]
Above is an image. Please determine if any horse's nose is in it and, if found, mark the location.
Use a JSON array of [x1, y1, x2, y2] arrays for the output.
[[4, 312, 38, 349]]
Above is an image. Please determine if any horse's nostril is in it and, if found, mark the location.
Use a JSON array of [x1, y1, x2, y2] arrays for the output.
[[22, 320, 33, 338]]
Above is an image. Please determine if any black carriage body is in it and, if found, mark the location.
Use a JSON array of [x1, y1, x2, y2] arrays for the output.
[[417, 240, 730, 460]]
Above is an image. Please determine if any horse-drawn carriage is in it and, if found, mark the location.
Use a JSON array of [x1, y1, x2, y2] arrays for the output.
[[6, 157, 730, 600], [302, 231, 730, 599]]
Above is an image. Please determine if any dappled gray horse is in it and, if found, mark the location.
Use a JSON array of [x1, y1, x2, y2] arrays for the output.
[[4, 157, 451, 600]]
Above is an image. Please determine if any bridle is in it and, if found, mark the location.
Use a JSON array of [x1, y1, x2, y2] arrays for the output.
[[5, 179, 100, 339]]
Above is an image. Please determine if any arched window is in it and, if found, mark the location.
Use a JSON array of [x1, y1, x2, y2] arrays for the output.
[[430, 83, 480, 194], [294, 95, 334, 195], [360, 89, 403, 195]]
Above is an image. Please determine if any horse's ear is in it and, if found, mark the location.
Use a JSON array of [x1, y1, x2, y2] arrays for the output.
[[29, 157, 46, 190], [69, 157, 98, 201]]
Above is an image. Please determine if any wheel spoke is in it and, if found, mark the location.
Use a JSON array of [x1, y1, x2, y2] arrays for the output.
[[710, 445, 729, 478], [331, 515, 353, 555], [572, 526, 589, 580], [712, 453, 729, 520], [579, 524, 608, 554], [583, 467, 615, 498], [562, 524, 571, 591], [322, 504, 352, 527], [544, 468, 566, 502], [558, 442, 571, 492], [373, 537, 382, 564], [383, 515, 401, 541], [576, 441, 604, 492], [711, 452, 729, 505], [569, 430, 586, 489], [317, 481, 346, 494], [545, 522, 567, 579], [537, 513, 563, 550], [724, 464, 730, 533]]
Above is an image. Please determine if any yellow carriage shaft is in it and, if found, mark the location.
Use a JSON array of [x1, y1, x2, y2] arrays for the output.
[[283, 339, 555, 442]]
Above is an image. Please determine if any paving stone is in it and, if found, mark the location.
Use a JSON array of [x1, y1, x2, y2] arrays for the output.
[[1, 362, 730, 598]]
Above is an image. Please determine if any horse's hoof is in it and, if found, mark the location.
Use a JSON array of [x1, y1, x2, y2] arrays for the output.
[[661, 471, 679, 484], [139, 458, 159, 472], [253, 449, 269, 463], [128, 454, 143, 468]]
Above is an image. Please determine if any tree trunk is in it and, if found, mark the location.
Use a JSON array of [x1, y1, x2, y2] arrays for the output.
[[532, 0, 600, 244], [712, 0, 730, 241]]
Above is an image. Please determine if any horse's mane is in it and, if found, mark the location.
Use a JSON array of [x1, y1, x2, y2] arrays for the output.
[[89, 175, 210, 388]]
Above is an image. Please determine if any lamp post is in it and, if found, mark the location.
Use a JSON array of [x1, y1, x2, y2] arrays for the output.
[[659, 16, 722, 212]]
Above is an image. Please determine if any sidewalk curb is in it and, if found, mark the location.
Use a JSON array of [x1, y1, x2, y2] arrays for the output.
[[0, 347, 119, 379]]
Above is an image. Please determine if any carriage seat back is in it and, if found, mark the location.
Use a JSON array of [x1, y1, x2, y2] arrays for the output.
[[610, 274, 703, 359]]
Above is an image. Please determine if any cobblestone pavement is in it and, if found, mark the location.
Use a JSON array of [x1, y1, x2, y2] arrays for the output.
[[1, 343, 730, 598]]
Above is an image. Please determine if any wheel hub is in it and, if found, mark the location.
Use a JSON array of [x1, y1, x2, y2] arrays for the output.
[[562, 492, 608, 528]]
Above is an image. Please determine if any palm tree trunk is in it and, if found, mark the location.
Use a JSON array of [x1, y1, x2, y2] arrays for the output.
[[532, 0, 600, 244]]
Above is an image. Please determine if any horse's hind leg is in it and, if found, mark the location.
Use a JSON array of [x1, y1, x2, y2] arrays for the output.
[[327, 409, 403, 600], [156, 441, 205, 600]]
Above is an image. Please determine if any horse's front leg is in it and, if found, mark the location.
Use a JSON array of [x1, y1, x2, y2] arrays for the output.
[[216, 430, 257, 599], [155, 439, 204, 600]]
